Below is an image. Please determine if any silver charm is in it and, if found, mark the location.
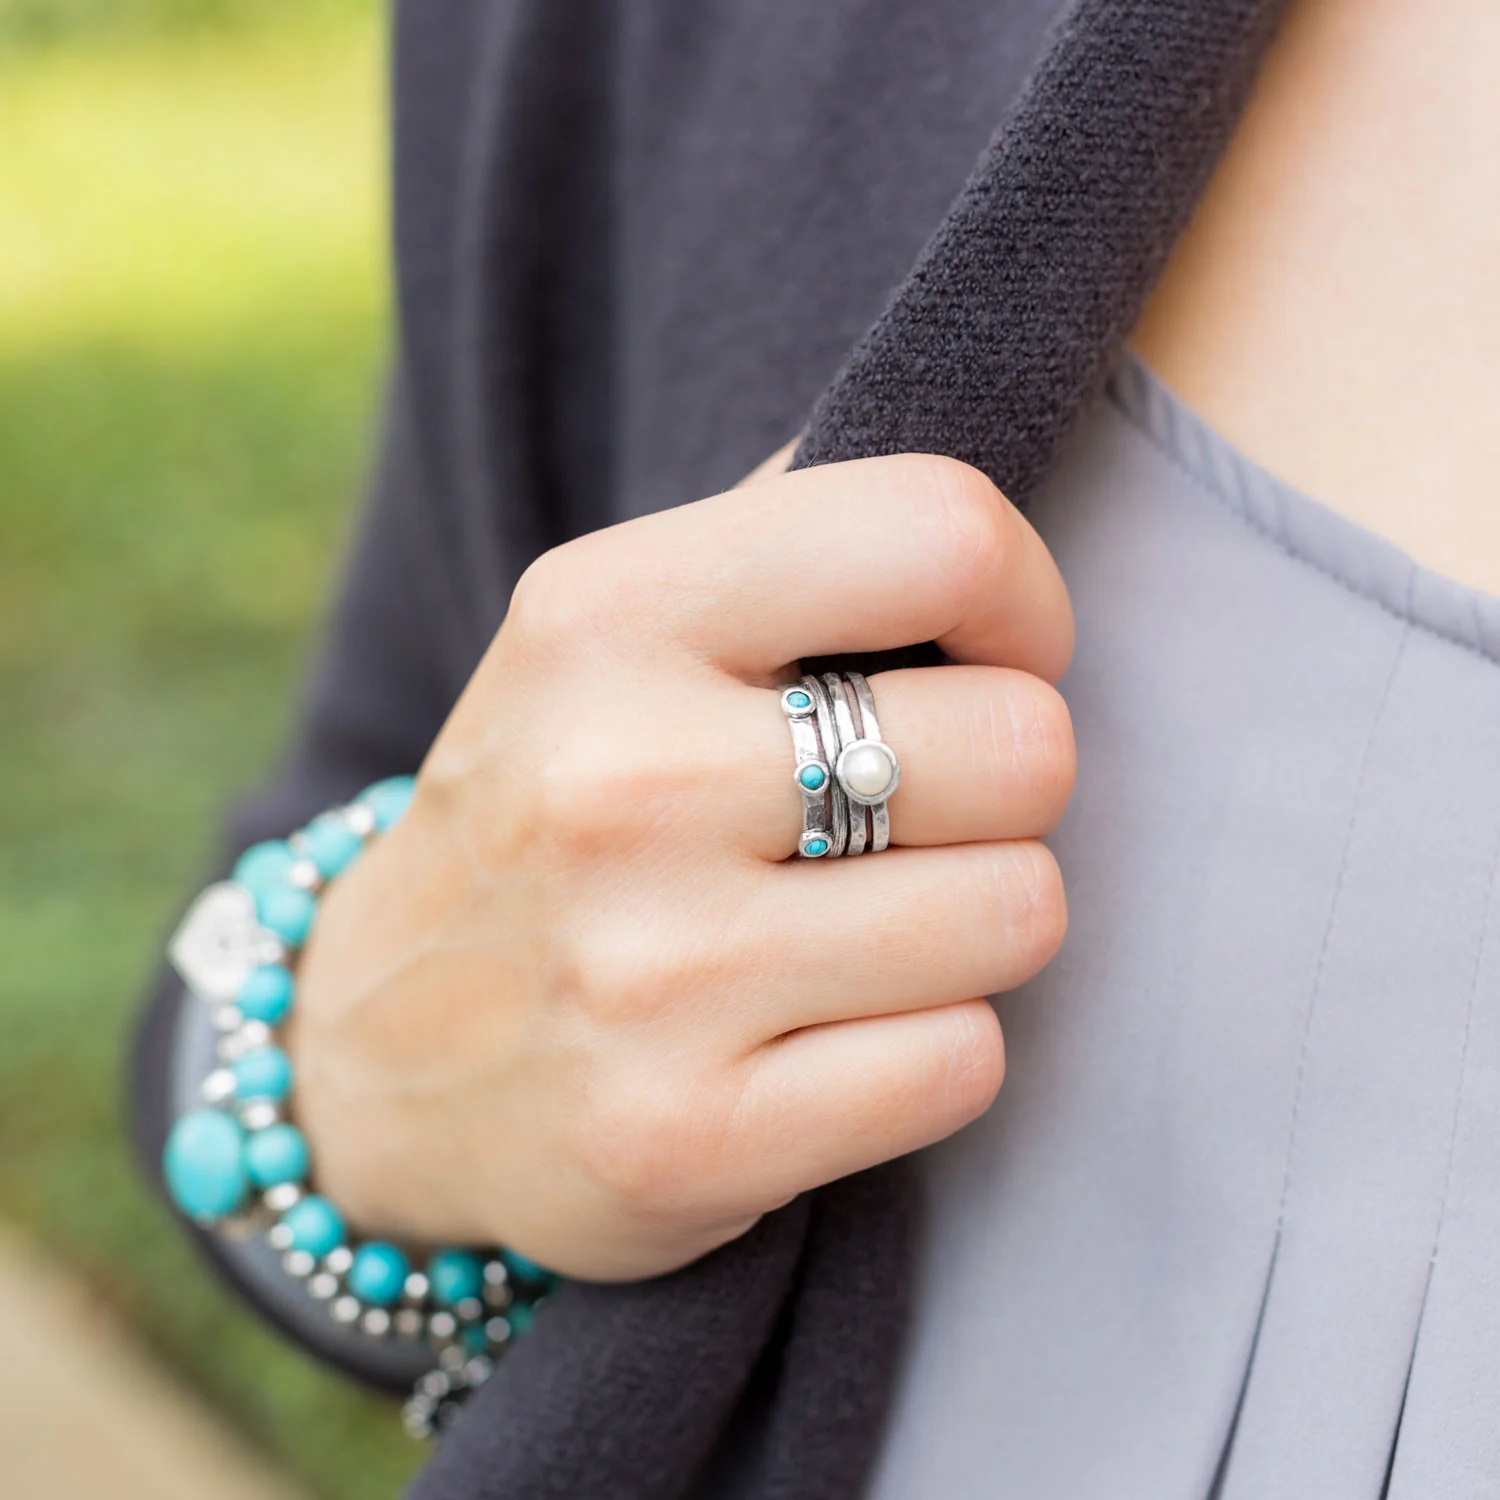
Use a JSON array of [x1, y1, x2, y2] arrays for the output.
[[168, 881, 267, 1002]]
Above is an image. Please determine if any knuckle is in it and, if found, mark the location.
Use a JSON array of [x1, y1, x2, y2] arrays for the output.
[[903, 454, 1010, 600], [507, 547, 576, 641], [974, 841, 1068, 975], [576, 1069, 729, 1216], [999, 680, 1077, 822], [938, 1000, 1007, 1119], [527, 739, 671, 863]]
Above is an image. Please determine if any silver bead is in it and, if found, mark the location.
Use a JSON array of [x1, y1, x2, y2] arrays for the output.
[[464, 1356, 494, 1387], [330, 1295, 362, 1325], [482, 1259, 509, 1287], [324, 1245, 354, 1277], [428, 1311, 457, 1341], [284, 858, 322, 892], [454, 1296, 483, 1324], [308, 1271, 340, 1301], [218, 1020, 271, 1060], [485, 1316, 512, 1346], [238, 1100, 281, 1132], [394, 1308, 426, 1340], [402, 1408, 434, 1441], [200, 1068, 237, 1105], [417, 1369, 450, 1400], [267, 1223, 295, 1252], [211, 1005, 244, 1034], [263, 1182, 302, 1213], [482, 1261, 511, 1309], [403, 1271, 431, 1305], [361, 1308, 392, 1338], [343, 802, 377, 838], [282, 1249, 316, 1279], [438, 1344, 467, 1373]]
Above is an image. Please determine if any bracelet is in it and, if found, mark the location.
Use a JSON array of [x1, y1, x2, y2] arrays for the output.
[[162, 775, 553, 1438]]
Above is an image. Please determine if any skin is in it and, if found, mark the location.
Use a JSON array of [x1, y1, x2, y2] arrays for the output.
[[289, 454, 1076, 1281], [1135, 0, 1500, 593]]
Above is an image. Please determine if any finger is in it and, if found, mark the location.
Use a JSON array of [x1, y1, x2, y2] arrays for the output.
[[550, 453, 1073, 680], [723, 667, 1075, 859], [724, 839, 1066, 1042], [725, 1000, 1006, 1207]]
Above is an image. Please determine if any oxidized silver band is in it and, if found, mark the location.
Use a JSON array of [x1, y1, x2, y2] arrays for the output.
[[780, 682, 833, 858], [843, 671, 895, 852], [804, 674, 850, 858], [822, 674, 869, 855]]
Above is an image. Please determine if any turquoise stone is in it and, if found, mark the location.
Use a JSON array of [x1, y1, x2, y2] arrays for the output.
[[348, 1242, 409, 1306], [163, 1109, 247, 1221], [237, 965, 294, 1025], [506, 1301, 536, 1337], [427, 1248, 485, 1308], [233, 1046, 293, 1102], [360, 775, 416, 832], [281, 1195, 345, 1257], [798, 764, 827, 791], [232, 840, 295, 900], [804, 837, 830, 856], [256, 883, 316, 946], [299, 812, 363, 880], [501, 1248, 553, 1287], [243, 1122, 309, 1188], [786, 690, 811, 710]]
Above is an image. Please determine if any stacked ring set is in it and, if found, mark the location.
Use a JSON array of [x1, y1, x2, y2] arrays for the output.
[[161, 775, 554, 1438], [781, 671, 902, 858]]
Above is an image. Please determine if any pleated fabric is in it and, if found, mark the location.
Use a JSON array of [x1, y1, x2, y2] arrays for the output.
[[868, 356, 1500, 1498]]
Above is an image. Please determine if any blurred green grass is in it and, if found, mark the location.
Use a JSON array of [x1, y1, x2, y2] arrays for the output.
[[0, 4, 421, 1495]]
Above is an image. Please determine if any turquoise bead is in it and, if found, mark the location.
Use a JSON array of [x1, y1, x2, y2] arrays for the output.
[[360, 775, 416, 832], [804, 837, 829, 856], [163, 1109, 247, 1221], [348, 1242, 409, 1306], [281, 1195, 345, 1257], [299, 812, 363, 880], [237, 965, 294, 1025], [426, 1248, 484, 1308], [798, 764, 827, 791], [506, 1301, 535, 1337], [256, 883, 316, 946], [232, 840, 295, 901], [243, 1122, 309, 1188], [786, 690, 811, 709], [233, 1046, 293, 1102], [501, 1247, 552, 1286]]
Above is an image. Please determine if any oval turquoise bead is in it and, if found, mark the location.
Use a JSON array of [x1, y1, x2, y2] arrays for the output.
[[299, 812, 363, 880], [237, 965, 294, 1025], [804, 837, 829, 856], [786, 690, 812, 710], [163, 1109, 248, 1221], [232, 840, 295, 900], [243, 1122, 309, 1188], [281, 1195, 345, 1257], [256, 883, 316, 946], [233, 1046, 292, 1102], [426, 1248, 484, 1308], [798, 765, 827, 791], [348, 1242, 409, 1306], [360, 775, 416, 832]]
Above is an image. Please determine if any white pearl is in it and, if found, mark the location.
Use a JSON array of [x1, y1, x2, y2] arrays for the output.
[[842, 743, 895, 798]]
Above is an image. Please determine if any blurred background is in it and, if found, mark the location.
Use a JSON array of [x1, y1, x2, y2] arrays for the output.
[[0, 0, 421, 1492]]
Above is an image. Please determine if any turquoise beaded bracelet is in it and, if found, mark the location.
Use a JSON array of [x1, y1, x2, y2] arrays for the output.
[[163, 776, 554, 1437]]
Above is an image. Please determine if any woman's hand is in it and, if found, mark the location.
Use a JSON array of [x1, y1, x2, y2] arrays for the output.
[[288, 454, 1075, 1281]]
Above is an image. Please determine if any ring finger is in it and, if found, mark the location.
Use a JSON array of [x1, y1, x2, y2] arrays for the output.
[[724, 665, 1075, 860]]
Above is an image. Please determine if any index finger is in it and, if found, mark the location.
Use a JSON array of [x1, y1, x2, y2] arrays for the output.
[[575, 453, 1073, 681]]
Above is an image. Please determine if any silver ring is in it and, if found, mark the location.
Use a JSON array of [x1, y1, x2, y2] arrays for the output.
[[780, 682, 833, 858], [804, 675, 850, 857], [842, 672, 896, 851], [822, 674, 869, 855]]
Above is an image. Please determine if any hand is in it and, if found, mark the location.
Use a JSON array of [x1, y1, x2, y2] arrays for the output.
[[288, 453, 1075, 1281]]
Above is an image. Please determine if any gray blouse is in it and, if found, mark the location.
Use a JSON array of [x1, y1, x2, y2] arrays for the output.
[[873, 355, 1500, 1499]]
